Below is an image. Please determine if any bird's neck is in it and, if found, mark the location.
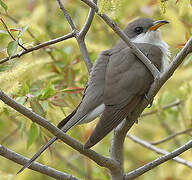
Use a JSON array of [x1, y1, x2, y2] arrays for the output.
[[131, 30, 171, 72]]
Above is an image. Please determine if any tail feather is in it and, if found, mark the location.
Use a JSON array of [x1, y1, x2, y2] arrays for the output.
[[17, 109, 77, 174]]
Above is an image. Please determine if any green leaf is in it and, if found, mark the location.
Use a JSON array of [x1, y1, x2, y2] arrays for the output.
[[27, 123, 38, 149], [3, 107, 9, 116], [0, 0, 8, 13], [0, 65, 9, 72], [20, 83, 30, 95], [20, 119, 26, 138], [16, 96, 27, 105], [41, 82, 56, 100], [7, 41, 18, 58], [18, 24, 29, 38], [30, 98, 46, 117]]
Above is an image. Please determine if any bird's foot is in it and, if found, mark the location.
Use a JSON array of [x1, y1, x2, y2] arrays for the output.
[[144, 94, 154, 108], [126, 116, 138, 124]]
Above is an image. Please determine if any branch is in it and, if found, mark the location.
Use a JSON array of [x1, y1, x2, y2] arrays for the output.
[[56, 0, 93, 73], [0, 18, 27, 51], [150, 127, 192, 145], [0, 32, 74, 64], [0, 90, 119, 171], [56, 0, 76, 31], [125, 135, 192, 179], [0, 12, 58, 62], [141, 100, 182, 117], [79, 0, 97, 38], [0, 145, 79, 180], [157, 112, 181, 146], [127, 134, 192, 168]]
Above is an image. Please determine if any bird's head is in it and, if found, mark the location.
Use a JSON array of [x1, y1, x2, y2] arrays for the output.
[[124, 18, 169, 43]]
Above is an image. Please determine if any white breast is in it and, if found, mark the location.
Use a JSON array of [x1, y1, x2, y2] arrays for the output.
[[132, 30, 170, 72]]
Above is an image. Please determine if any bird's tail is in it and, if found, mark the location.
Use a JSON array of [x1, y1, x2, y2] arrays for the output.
[[17, 108, 77, 174], [16, 136, 57, 174]]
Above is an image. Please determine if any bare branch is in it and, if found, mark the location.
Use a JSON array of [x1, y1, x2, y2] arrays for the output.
[[157, 112, 181, 146], [0, 145, 79, 180], [56, 0, 76, 31], [125, 135, 192, 179], [150, 127, 192, 145], [0, 90, 119, 171], [0, 18, 27, 51], [141, 100, 182, 117], [127, 134, 192, 168], [57, 0, 93, 73], [0, 32, 74, 64], [79, 0, 97, 38]]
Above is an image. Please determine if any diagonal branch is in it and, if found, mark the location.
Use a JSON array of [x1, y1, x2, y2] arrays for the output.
[[141, 100, 182, 117], [0, 32, 74, 64], [150, 127, 192, 145], [0, 90, 119, 171], [56, 0, 76, 31], [79, 0, 97, 38], [127, 134, 192, 168], [125, 135, 192, 179], [0, 145, 79, 180]]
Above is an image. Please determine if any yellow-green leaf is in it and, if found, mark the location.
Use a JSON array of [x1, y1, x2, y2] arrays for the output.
[[30, 98, 46, 118], [27, 123, 38, 149], [0, 0, 8, 13], [7, 41, 18, 59]]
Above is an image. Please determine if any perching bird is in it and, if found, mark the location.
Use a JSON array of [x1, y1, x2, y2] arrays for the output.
[[17, 18, 170, 174]]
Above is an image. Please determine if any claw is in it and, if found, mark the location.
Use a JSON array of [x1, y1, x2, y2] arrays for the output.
[[144, 94, 153, 108]]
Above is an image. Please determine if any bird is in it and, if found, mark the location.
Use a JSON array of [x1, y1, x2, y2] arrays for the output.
[[17, 18, 170, 174]]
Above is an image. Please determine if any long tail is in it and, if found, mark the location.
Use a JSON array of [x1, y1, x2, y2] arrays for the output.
[[16, 136, 57, 174], [17, 108, 77, 174]]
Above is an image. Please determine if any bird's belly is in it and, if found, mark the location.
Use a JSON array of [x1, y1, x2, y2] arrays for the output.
[[78, 103, 105, 124]]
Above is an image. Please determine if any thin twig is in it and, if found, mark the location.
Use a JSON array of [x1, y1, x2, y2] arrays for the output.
[[150, 127, 192, 145], [141, 100, 182, 117], [127, 134, 192, 168], [0, 12, 57, 62], [0, 32, 74, 64], [56, 0, 76, 31], [0, 145, 79, 180], [79, 0, 97, 38], [56, 0, 93, 73], [125, 135, 192, 179], [0, 18, 27, 51], [157, 112, 181, 146]]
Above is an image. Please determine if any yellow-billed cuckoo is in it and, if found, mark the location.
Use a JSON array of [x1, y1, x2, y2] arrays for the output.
[[18, 18, 170, 173]]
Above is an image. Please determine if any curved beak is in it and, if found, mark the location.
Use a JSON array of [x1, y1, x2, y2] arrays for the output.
[[148, 20, 169, 31]]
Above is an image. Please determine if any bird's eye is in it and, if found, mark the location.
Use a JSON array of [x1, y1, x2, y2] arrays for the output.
[[134, 27, 143, 34]]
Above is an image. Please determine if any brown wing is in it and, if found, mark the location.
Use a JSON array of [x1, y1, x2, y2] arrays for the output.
[[84, 43, 162, 148], [60, 50, 110, 131]]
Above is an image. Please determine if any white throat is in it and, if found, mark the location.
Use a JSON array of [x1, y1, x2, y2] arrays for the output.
[[131, 30, 170, 72]]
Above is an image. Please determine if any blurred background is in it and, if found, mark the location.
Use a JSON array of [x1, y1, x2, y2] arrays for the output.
[[0, 0, 192, 179]]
